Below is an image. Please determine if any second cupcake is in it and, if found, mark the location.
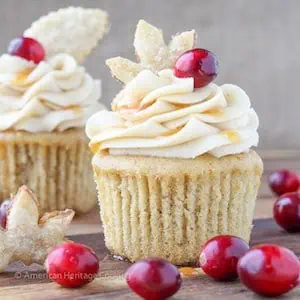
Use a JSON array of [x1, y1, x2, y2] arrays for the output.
[[0, 7, 109, 213]]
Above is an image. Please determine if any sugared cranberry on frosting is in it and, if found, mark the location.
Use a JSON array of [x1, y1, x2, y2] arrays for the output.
[[8, 37, 45, 64], [174, 48, 219, 88]]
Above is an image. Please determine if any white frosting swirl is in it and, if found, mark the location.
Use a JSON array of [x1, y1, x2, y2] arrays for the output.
[[0, 53, 104, 132], [86, 69, 259, 158]]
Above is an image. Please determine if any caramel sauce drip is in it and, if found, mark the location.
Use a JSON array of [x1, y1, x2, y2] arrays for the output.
[[0, 144, 5, 160], [179, 267, 204, 277], [205, 108, 224, 117], [173, 102, 191, 109], [160, 126, 183, 137], [90, 143, 99, 154], [119, 108, 140, 118], [221, 130, 241, 143], [112, 102, 117, 111], [64, 104, 81, 112], [13, 68, 34, 86]]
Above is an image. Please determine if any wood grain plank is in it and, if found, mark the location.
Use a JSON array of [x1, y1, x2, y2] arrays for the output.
[[0, 219, 299, 299]]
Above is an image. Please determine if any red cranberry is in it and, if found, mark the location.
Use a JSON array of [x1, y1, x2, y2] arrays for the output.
[[274, 192, 300, 232], [8, 37, 45, 64], [125, 258, 181, 300], [238, 244, 300, 297], [174, 48, 219, 88], [0, 200, 12, 229], [45, 242, 99, 288], [199, 235, 249, 281], [269, 169, 299, 196]]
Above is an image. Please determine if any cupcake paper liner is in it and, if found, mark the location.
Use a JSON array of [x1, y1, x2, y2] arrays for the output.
[[93, 151, 263, 265], [0, 129, 96, 214]]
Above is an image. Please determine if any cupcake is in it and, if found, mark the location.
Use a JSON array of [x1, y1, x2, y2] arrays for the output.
[[0, 7, 109, 214], [86, 20, 263, 265]]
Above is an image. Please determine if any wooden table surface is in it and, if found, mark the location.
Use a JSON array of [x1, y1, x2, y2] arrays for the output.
[[1, 150, 300, 299]]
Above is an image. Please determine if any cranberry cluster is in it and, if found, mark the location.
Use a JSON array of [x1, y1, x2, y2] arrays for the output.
[[124, 234, 299, 299], [195, 170, 300, 297], [199, 236, 299, 297], [269, 169, 300, 232]]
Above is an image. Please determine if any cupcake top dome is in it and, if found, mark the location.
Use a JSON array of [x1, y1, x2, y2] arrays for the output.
[[0, 7, 108, 133], [86, 20, 259, 159]]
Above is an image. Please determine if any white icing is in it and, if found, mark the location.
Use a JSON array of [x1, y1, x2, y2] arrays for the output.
[[0, 53, 105, 132], [86, 69, 259, 158]]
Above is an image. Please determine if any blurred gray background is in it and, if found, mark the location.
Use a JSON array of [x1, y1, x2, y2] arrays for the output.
[[0, 0, 298, 150]]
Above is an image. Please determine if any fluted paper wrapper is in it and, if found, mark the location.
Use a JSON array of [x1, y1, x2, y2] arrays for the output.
[[0, 129, 96, 214], [93, 151, 263, 265]]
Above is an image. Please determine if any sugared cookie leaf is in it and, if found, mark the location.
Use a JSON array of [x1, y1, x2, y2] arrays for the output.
[[106, 57, 143, 84], [24, 7, 109, 63], [169, 30, 196, 63], [134, 20, 169, 72], [106, 20, 196, 84]]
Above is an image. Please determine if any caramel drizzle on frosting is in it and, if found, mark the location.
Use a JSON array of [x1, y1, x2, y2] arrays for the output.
[[221, 130, 241, 143], [204, 108, 224, 117], [12, 68, 34, 86]]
